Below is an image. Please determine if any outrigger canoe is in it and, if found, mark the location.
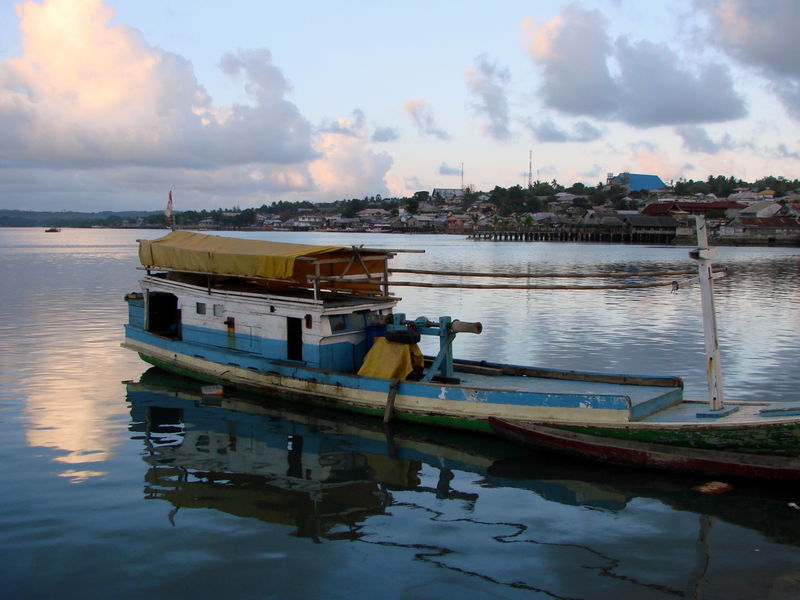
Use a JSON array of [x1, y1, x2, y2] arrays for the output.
[[488, 418, 800, 479]]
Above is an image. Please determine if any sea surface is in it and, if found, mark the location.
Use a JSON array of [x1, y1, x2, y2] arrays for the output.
[[2, 226, 800, 599]]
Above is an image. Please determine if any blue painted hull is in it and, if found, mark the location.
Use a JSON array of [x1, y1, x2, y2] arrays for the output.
[[123, 322, 685, 434]]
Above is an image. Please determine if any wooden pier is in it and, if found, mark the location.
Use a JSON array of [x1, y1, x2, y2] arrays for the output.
[[469, 226, 676, 245]]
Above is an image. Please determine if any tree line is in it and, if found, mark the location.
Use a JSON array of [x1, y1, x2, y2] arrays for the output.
[[4, 174, 796, 228]]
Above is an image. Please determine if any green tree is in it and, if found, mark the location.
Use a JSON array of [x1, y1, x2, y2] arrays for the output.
[[341, 198, 366, 218]]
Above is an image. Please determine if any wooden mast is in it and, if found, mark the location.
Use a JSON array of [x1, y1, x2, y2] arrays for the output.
[[690, 216, 726, 413]]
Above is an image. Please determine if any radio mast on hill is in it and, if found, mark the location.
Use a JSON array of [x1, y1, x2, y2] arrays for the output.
[[528, 151, 533, 188]]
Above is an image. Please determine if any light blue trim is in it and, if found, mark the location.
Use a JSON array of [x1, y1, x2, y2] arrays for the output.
[[133, 319, 360, 371], [630, 388, 684, 420], [125, 326, 637, 412]]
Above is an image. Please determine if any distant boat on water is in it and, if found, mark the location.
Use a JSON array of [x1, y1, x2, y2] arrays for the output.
[[44, 227, 61, 232]]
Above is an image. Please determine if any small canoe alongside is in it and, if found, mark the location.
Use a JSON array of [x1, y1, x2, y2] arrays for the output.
[[488, 417, 800, 480]]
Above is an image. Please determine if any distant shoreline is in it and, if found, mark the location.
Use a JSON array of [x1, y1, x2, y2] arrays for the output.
[[5, 225, 798, 248]]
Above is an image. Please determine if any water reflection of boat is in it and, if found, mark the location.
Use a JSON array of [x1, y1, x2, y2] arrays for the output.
[[127, 369, 518, 538], [127, 369, 800, 549]]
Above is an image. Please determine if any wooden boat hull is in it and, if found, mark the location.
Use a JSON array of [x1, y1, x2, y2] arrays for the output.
[[519, 420, 800, 455], [124, 335, 665, 435], [488, 418, 800, 479]]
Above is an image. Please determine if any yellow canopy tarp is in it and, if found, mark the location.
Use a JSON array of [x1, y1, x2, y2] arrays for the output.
[[139, 231, 343, 280], [357, 337, 423, 380]]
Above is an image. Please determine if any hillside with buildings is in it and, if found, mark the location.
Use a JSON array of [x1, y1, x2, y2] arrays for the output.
[[6, 172, 800, 245]]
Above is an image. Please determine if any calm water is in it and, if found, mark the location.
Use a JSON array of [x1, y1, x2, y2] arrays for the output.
[[2, 227, 800, 599]]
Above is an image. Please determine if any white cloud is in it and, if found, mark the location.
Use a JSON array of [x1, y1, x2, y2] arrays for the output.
[[404, 98, 450, 140], [0, 1, 316, 168], [524, 118, 601, 142], [0, 0, 399, 209], [522, 3, 746, 127], [439, 162, 462, 176], [675, 125, 736, 153], [318, 109, 365, 137], [614, 38, 745, 127], [309, 113, 393, 201], [465, 54, 512, 140], [372, 126, 399, 143], [702, 0, 800, 120], [522, 5, 618, 119], [629, 141, 683, 182]]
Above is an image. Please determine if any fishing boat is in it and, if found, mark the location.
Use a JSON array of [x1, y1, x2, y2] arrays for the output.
[[122, 219, 800, 454]]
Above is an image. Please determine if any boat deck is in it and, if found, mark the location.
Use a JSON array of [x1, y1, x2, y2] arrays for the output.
[[455, 370, 683, 420], [638, 399, 785, 425]]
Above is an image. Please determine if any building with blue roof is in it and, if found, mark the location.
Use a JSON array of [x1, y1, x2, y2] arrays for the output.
[[607, 172, 667, 192]]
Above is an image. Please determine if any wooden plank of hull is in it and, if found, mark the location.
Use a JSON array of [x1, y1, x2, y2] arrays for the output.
[[121, 338, 635, 432], [488, 418, 800, 480]]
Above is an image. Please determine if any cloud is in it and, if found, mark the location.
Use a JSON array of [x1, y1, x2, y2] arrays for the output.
[[439, 162, 462, 176], [522, 3, 746, 127], [0, 0, 399, 210], [404, 98, 450, 140], [465, 54, 512, 140], [775, 143, 800, 160], [674, 125, 736, 153], [522, 5, 618, 118], [629, 141, 683, 182], [317, 109, 365, 137], [385, 172, 419, 198], [0, 1, 316, 169], [579, 164, 605, 179], [702, 0, 800, 119], [524, 118, 601, 142], [309, 113, 393, 201], [703, 0, 800, 76], [371, 126, 399, 143], [613, 38, 745, 127]]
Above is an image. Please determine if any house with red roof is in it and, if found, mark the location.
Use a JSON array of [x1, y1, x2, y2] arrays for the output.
[[641, 201, 745, 219]]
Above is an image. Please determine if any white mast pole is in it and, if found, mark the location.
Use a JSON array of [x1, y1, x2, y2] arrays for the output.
[[690, 216, 725, 411]]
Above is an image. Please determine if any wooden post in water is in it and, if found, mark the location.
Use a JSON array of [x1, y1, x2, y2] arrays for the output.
[[690, 216, 727, 414]]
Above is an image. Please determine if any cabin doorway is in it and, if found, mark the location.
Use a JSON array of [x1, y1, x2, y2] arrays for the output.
[[146, 291, 181, 339], [287, 317, 303, 361]]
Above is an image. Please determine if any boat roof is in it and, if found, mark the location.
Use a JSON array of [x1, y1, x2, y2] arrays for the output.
[[138, 230, 395, 296], [139, 231, 346, 279]]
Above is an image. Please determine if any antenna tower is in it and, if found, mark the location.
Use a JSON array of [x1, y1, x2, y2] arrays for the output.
[[528, 151, 533, 188]]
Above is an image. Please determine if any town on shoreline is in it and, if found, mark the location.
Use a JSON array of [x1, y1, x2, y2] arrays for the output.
[[5, 172, 800, 246]]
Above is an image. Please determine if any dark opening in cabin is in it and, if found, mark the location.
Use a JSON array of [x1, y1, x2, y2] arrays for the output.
[[287, 316, 303, 361], [147, 291, 181, 339]]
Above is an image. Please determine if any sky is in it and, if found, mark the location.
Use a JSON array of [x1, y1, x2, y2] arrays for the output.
[[0, 0, 798, 212]]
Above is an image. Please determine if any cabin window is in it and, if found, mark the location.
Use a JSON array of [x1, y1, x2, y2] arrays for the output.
[[196, 302, 206, 315], [287, 317, 303, 361], [348, 311, 367, 329], [329, 315, 346, 332], [213, 304, 224, 317], [146, 291, 181, 339], [328, 311, 369, 333]]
